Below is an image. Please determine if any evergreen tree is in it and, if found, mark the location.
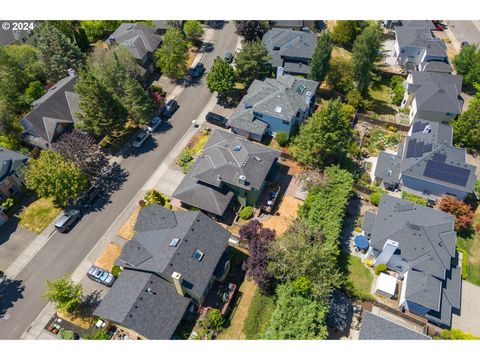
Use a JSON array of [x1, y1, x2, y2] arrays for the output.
[[331, 20, 364, 49], [309, 31, 332, 83], [122, 77, 154, 125], [234, 41, 272, 85], [351, 24, 381, 94], [155, 29, 188, 80]]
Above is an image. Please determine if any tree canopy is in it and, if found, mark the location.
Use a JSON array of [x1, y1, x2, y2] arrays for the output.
[[234, 41, 272, 85], [235, 21, 269, 41], [325, 56, 354, 94], [309, 31, 332, 83], [183, 20, 205, 43], [453, 44, 480, 89], [206, 57, 236, 99], [453, 85, 480, 151], [155, 29, 189, 80], [80, 20, 124, 43], [331, 21, 364, 49], [43, 274, 83, 314], [439, 195, 474, 231]]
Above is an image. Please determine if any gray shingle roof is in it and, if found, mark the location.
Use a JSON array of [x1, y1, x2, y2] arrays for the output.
[[359, 311, 431, 340], [395, 27, 446, 56], [108, 23, 162, 60], [173, 130, 279, 216], [362, 211, 377, 235], [420, 61, 452, 73], [0, 147, 28, 182], [228, 75, 318, 135], [20, 73, 79, 148], [405, 270, 443, 310], [400, 20, 436, 30], [374, 151, 401, 184]]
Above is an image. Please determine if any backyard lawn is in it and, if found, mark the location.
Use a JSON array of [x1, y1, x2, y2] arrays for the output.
[[242, 288, 276, 340], [342, 253, 374, 299], [19, 198, 61, 234], [457, 233, 480, 286]]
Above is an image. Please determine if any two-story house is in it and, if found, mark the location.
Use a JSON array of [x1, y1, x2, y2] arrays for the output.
[[401, 71, 463, 123], [94, 204, 231, 339], [228, 74, 318, 141], [172, 130, 279, 219], [262, 28, 317, 76], [374, 119, 477, 200], [0, 147, 28, 203], [362, 194, 462, 328], [107, 23, 162, 84], [20, 69, 79, 149]]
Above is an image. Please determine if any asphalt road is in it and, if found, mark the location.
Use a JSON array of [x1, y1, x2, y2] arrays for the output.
[[447, 20, 480, 47], [0, 21, 239, 339]]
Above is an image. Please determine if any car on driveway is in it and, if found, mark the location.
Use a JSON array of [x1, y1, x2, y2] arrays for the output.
[[162, 99, 179, 118], [190, 63, 205, 78], [205, 112, 229, 128], [224, 52, 234, 63], [87, 266, 115, 287], [147, 116, 162, 133], [132, 130, 151, 148], [55, 209, 81, 233]]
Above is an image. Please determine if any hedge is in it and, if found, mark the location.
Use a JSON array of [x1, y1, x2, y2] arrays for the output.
[[369, 191, 382, 206], [401, 191, 428, 206], [239, 206, 254, 220], [275, 132, 289, 147]]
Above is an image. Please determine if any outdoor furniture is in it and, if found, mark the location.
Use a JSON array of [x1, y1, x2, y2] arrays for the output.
[[354, 234, 369, 253]]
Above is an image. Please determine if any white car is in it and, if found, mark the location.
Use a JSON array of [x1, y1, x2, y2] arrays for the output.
[[132, 130, 151, 148], [147, 116, 162, 133]]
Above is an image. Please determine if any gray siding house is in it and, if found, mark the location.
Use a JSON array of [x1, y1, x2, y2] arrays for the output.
[[374, 120, 477, 200], [362, 194, 462, 328], [228, 74, 318, 141], [94, 204, 231, 339]]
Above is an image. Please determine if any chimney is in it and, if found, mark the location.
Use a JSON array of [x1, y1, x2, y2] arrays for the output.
[[171, 272, 184, 296], [276, 66, 284, 79], [67, 68, 76, 77], [239, 175, 246, 185], [305, 91, 313, 106], [108, 35, 115, 44]]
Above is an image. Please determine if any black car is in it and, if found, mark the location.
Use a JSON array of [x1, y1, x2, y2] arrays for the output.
[[162, 99, 179, 118], [190, 63, 205, 78], [224, 52, 234, 63], [205, 112, 229, 128]]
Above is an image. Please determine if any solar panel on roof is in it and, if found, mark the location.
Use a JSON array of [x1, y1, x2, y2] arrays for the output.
[[423, 160, 470, 187], [406, 139, 416, 158]]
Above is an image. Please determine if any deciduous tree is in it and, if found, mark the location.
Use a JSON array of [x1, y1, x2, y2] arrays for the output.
[[24, 81, 45, 105], [235, 21, 269, 41], [453, 44, 480, 89], [80, 20, 124, 43], [325, 56, 354, 94], [155, 29, 189, 80], [439, 195, 474, 231], [183, 20, 204, 44], [453, 86, 480, 151], [331, 21, 364, 49], [309, 31, 332, 83], [43, 274, 83, 314], [234, 41, 272, 85], [206, 57, 236, 100]]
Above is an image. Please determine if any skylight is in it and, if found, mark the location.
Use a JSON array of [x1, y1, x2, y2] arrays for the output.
[[193, 249, 204, 261], [233, 145, 242, 151], [169, 238, 180, 247], [275, 106, 283, 113]]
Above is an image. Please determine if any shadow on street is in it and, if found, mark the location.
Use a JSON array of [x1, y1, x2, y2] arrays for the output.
[[0, 278, 25, 319]]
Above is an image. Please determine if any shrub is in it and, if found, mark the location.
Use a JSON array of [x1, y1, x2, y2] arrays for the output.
[[144, 189, 170, 208], [59, 329, 76, 340], [374, 263, 387, 275], [111, 265, 122, 277], [204, 309, 224, 333], [390, 76, 405, 105], [1, 198, 15, 212], [364, 259, 374, 267], [239, 206, 254, 220], [369, 191, 382, 206], [84, 328, 111, 340], [387, 125, 398, 132], [439, 195, 474, 231], [401, 191, 428, 206], [275, 132, 289, 147], [346, 88, 364, 109], [440, 328, 480, 340]]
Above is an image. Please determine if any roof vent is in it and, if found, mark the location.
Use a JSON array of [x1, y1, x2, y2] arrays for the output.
[[217, 174, 222, 180], [254, 156, 261, 162], [275, 106, 283, 113], [239, 175, 247, 185], [169, 238, 180, 247], [423, 124, 432, 134], [387, 169, 392, 176], [233, 145, 242, 151], [244, 102, 253, 109]]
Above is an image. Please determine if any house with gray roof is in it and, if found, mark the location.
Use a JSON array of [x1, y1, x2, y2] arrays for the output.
[[107, 23, 162, 83], [262, 28, 317, 76], [0, 21, 38, 46], [374, 119, 477, 200], [393, 26, 449, 72], [0, 147, 28, 204], [228, 74, 318, 141], [359, 311, 431, 340], [94, 204, 231, 339], [172, 130, 279, 219], [362, 194, 462, 327], [20, 69, 79, 149], [402, 71, 463, 123]]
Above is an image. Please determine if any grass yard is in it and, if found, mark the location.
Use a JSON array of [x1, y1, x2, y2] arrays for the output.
[[242, 288, 276, 340], [457, 231, 480, 286], [18, 198, 61, 234], [341, 253, 374, 300]]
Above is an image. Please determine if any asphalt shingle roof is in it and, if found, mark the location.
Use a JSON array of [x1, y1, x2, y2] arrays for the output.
[[0, 147, 28, 182], [359, 311, 431, 340], [420, 61, 452, 73], [109, 23, 162, 60], [400, 20, 436, 30]]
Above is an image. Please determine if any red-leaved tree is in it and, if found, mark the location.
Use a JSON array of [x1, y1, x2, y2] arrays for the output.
[[439, 196, 474, 231]]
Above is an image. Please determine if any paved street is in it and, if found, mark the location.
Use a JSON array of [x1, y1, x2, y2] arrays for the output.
[[0, 21, 240, 339], [446, 21, 480, 50]]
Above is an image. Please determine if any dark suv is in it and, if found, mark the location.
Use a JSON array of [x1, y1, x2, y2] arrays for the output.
[[205, 112, 229, 128], [162, 99, 179, 118]]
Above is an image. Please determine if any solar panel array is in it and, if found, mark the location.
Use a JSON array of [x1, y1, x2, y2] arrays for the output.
[[406, 139, 433, 158], [412, 121, 428, 133], [423, 156, 470, 187]]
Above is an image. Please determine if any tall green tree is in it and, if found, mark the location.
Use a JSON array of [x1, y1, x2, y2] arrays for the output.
[[37, 23, 84, 83], [4, 44, 44, 82], [351, 24, 381, 94], [331, 20, 363, 49], [43, 274, 83, 314], [453, 85, 480, 151], [122, 78, 154, 125], [264, 281, 328, 340], [155, 29, 189, 80], [325, 56, 354, 94], [292, 99, 353, 167], [206, 57, 236, 100], [24, 80, 45, 105], [80, 20, 124, 43], [234, 21, 269, 41], [0, 47, 29, 112], [183, 20, 204, 44], [234, 41, 272, 85], [75, 71, 128, 136], [453, 44, 480, 88], [46, 21, 90, 52], [25, 150, 88, 206], [309, 31, 332, 83]]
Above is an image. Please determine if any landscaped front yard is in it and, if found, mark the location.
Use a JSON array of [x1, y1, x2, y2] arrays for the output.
[[176, 132, 209, 173], [18, 198, 61, 234]]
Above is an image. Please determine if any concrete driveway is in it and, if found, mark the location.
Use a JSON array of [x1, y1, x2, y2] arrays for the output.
[[452, 281, 480, 336], [0, 217, 36, 271]]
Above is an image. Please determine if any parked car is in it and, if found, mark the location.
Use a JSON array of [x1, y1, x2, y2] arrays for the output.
[[190, 63, 205, 78], [55, 209, 81, 233], [461, 41, 469, 48], [147, 116, 162, 132], [87, 266, 115, 287], [132, 130, 151, 148], [224, 52, 233, 63], [162, 99, 179, 118], [205, 112, 229, 128]]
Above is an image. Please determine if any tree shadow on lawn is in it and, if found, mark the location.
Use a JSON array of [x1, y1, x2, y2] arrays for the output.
[[0, 278, 25, 319]]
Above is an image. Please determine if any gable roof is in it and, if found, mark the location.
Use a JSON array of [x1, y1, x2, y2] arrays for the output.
[[228, 75, 318, 136], [173, 130, 279, 216], [420, 61, 452, 73], [395, 26, 447, 58], [359, 311, 431, 340], [400, 20, 436, 30], [21, 73, 79, 148], [0, 147, 28, 182], [108, 23, 162, 60]]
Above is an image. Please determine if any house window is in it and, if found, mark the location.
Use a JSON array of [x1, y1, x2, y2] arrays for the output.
[[8, 186, 18, 196]]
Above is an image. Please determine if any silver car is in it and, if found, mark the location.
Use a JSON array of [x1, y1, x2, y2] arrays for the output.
[[147, 116, 162, 133], [87, 266, 115, 287], [132, 130, 151, 148]]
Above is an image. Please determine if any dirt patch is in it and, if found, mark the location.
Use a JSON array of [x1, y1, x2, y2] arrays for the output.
[[95, 243, 122, 272], [259, 195, 303, 236], [57, 311, 95, 330], [116, 207, 140, 240], [217, 279, 258, 340], [281, 158, 305, 176]]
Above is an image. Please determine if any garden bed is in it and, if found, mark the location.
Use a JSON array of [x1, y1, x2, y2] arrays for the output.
[[176, 133, 209, 173]]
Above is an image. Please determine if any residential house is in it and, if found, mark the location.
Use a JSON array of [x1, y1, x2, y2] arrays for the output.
[[362, 194, 462, 328], [262, 28, 317, 76], [172, 130, 279, 219], [384, 20, 435, 30], [358, 311, 431, 340], [374, 119, 477, 200], [393, 26, 448, 72], [152, 20, 184, 35], [270, 20, 320, 31], [402, 71, 463, 123], [107, 23, 162, 83], [20, 69, 79, 149], [0, 147, 28, 203], [228, 74, 318, 141], [0, 21, 38, 46], [94, 204, 231, 339]]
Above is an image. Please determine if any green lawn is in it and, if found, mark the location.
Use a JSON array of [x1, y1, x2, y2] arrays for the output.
[[457, 231, 480, 286], [19, 198, 61, 234], [367, 76, 398, 117], [341, 253, 374, 300], [242, 289, 276, 339]]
